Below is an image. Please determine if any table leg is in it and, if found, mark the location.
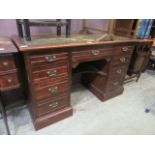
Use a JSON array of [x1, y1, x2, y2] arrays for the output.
[[0, 96, 10, 135]]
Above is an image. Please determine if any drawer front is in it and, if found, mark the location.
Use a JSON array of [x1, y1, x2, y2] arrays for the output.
[[0, 73, 20, 91], [32, 64, 68, 82], [36, 97, 69, 117], [112, 55, 131, 66], [106, 78, 123, 91], [34, 82, 69, 100], [30, 52, 68, 67], [115, 46, 133, 56], [109, 66, 127, 77], [0, 55, 16, 73], [72, 48, 114, 63]]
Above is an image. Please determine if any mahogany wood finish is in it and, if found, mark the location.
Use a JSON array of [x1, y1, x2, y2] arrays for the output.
[[13, 35, 153, 130], [0, 37, 24, 134]]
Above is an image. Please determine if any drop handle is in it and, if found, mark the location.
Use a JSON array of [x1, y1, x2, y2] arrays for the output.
[[49, 102, 59, 108], [120, 57, 126, 63], [45, 55, 56, 62], [91, 50, 100, 55], [116, 69, 122, 74], [48, 86, 58, 93], [113, 82, 119, 86], [2, 61, 9, 67], [7, 79, 12, 83], [122, 47, 128, 52], [46, 69, 57, 77]]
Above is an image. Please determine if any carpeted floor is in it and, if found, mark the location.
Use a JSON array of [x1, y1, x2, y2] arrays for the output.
[[1, 70, 155, 135]]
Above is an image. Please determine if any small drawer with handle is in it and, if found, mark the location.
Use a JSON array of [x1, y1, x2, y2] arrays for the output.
[[32, 64, 68, 82], [0, 55, 17, 73], [112, 55, 131, 66], [36, 97, 69, 117], [106, 78, 123, 91], [0, 72, 20, 91], [30, 52, 68, 67], [115, 46, 134, 56], [35, 82, 69, 100]]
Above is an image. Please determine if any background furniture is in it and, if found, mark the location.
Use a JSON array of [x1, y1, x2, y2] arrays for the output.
[[0, 37, 24, 134], [16, 19, 71, 41]]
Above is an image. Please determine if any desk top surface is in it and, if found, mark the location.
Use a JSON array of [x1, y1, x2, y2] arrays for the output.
[[12, 34, 154, 52], [0, 37, 17, 54]]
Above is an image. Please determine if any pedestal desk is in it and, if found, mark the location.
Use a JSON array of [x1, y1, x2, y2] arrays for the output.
[[13, 34, 153, 130]]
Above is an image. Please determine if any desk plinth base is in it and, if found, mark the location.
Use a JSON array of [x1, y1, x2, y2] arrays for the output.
[[33, 106, 73, 130], [83, 82, 124, 102]]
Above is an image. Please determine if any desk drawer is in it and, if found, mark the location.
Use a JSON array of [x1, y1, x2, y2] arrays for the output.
[[109, 66, 127, 77], [32, 64, 68, 82], [72, 48, 114, 63], [106, 78, 123, 91], [0, 73, 20, 91], [112, 55, 131, 66], [115, 46, 133, 56], [30, 52, 68, 67], [34, 82, 69, 100], [0, 55, 16, 73], [36, 96, 69, 117]]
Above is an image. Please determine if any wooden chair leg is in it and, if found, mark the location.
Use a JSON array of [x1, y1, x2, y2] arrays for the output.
[[0, 96, 10, 135], [57, 19, 61, 36], [16, 19, 24, 38], [23, 19, 31, 41], [66, 19, 71, 38]]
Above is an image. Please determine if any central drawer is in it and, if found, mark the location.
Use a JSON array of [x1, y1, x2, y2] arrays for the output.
[[72, 48, 114, 64]]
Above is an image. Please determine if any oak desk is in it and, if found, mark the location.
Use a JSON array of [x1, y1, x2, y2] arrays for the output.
[[13, 34, 153, 130]]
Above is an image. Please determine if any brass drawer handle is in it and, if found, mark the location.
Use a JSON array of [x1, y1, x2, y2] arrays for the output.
[[116, 69, 122, 74], [91, 50, 100, 56], [49, 102, 59, 108], [120, 57, 126, 63], [113, 82, 119, 86], [2, 61, 9, 67], [7, 79, 12, 83], [46, 69, 57, 77], [48, 86, 58, 93], [45, 55, 56, 62], [122, 47, 128, 52]]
